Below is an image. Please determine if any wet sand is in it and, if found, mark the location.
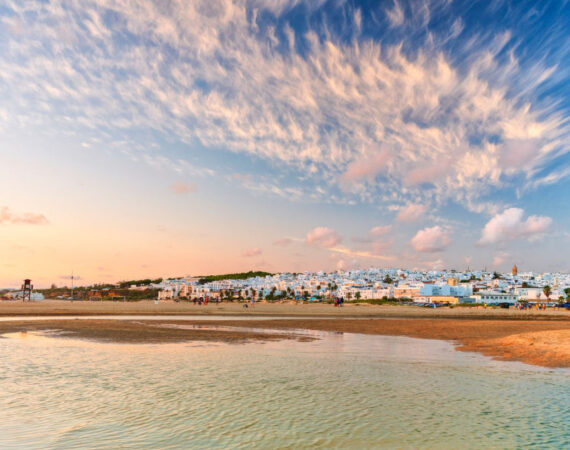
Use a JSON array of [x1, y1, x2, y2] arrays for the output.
[[187, 318, 570, 368], [1, 301, 569, 368], [1, 314, 569, 368], [1, 299, 569, 319], [0, 319, 312, 344]]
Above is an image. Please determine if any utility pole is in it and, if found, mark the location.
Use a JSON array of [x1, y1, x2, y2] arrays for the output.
[[71, 270, 74, 302]]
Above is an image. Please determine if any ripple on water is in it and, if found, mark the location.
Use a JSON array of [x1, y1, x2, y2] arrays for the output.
[[0, 332, 568, 448]]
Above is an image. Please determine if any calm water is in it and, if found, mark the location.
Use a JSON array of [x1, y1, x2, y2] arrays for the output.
[[0, 327, 568, 449]]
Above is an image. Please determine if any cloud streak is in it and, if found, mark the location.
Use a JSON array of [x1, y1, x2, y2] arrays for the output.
[[170, 182, 197, 194], [242, 248, 262, 257], [306, 227, 341, 248], [0, 207, 48, 225], [396, 204, 426, 222], [1, 0, 569, 214]]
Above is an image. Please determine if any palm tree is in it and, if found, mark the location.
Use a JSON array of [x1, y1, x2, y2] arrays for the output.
[[543, 285, 552, 300]]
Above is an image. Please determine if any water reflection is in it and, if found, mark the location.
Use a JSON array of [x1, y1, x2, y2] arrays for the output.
[[0, 330, 568, 448]]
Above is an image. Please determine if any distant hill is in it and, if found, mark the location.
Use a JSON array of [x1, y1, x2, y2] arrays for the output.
[[116, 278, 163, 288], [198, 271, 272, 284]]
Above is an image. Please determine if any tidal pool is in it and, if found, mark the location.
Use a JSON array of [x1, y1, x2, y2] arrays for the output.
[[0, 329, 568, 448]]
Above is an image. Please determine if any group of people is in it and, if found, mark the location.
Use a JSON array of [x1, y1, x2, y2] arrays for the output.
[[190, 296, 220, 305], [333, 297, 344, 307], [514, 302, 565, 310]]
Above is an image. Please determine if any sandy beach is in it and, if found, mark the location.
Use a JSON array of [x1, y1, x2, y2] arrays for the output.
[[1, 300, 569, 368], [1, 299, 570, 319]]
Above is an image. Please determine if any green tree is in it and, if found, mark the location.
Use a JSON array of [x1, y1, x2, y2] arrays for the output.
[[383, 275, 393, 284], [564, 288, 570, 300], [355, 291, 361, 300]]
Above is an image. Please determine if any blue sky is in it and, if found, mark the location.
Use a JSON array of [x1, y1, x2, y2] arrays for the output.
[[1, 0, 570, 286]]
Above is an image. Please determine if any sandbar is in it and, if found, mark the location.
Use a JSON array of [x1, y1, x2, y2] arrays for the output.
[[1, 301, 569, 368]]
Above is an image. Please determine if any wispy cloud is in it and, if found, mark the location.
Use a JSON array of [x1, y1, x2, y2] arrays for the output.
[[396, 204, 426, 222], [59, 274, 82, 281], [328, 245, 395, 261], [170, 181, 197, 194], [342, 150, 390, 183], [306, 227, 341, 248], [0, 206, 48, 225], [493, 251, 510, 267], [242, 248, 262, 257], [386, 0, 405, 26], [273, 237, 293, 246], [1, 0, 569, 214], [369, 225, 392, 237]]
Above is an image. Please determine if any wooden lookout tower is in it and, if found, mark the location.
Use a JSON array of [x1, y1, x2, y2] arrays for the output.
[[21, 279, 32, 302]]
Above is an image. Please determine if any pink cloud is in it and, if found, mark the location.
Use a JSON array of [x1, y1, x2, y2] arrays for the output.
[[232, 173, 253, 182], [273, 237, 293, 246], [396, 204, 426, 222], [242, 248, 262, 257], [404, 160, 451, 186], [410, 226, 450, 252], [336, 259, 347, 271], [0, 206, 48, 225], [371, 239, 391, 254], [369, 225, 391, 237], [499, 139, 540, 170], [342, 150, 390, 182], [336, 258, 360, 271], [479, 208, 552, 245], [60, 275, 82, 280], [493, 252, 510, 267], [306, 227, 341, 248], [170, 181, 197, 194]]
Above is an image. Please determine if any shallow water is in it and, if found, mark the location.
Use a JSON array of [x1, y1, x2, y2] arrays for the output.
[[0, 315, 327, 322], [0, 330, 568, 449]]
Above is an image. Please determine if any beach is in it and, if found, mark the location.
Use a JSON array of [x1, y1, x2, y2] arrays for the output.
[[2, 299, 570, 318], [1, 300, 569, 368]]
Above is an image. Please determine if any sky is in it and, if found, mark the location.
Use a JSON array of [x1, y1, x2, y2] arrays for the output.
[[1, 0, 570, 287]]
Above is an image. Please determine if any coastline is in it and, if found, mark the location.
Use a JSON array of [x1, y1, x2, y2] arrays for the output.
[[1, 299, 569, 319], [1, 301, 569, 368]]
